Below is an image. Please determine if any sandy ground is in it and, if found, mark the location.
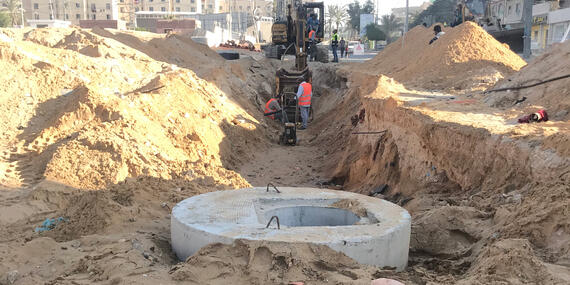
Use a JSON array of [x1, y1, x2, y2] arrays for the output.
[[0, 22, 569, 285]]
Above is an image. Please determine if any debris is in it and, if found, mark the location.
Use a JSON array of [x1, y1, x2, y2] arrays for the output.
[[518, 109, 548, 123], [35, 217, 67, 233]]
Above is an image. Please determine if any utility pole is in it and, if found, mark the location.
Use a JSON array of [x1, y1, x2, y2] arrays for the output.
[[404, 0, 409, 34], [20, 0, 24, 27], [523, 0, 532, 59]]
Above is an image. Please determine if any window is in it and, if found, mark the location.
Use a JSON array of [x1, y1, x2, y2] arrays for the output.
[[239, 5, 242, 9], [76, 14, 80, 19], [176, 0, 180, 2], [135, 7, 139, 12], [161, 6, 166, 11], [208, 4, 212, 8], [516, 4, 521, 16], [191, 7, 195, 12], [507, 5, 512, 16], [176, 7, 180, 12], [191, 0, 194, 3], [247, 6, 250, 10], [106, 14, 110, 19], [92, 14, 96, 20], [120, 0, 124, 2], [149, 0, 153, 2], [33, 3, 38, 9], [120, 7, 124, 12], [76, 2, 80, 8], [219, 6, 222, 10], [49, 14, 53, 20], [35, 14, 39, 20], [65, 14, 69, 19], [91, 3, 96, 11], [106, 3, 110, 9], [149, 7, 154, 11], [533, 30, 538, 40], [161, 0, 165, 2]]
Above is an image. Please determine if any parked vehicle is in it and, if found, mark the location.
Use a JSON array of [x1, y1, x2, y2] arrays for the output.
[[347, 41, 359, 54]]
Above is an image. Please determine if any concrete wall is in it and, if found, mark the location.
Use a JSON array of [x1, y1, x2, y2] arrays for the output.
[[79, 19, 125, 29], [155, 19, 196, 34]]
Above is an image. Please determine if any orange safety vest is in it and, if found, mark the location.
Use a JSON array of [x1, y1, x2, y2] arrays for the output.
[[265, 98, 278, 119], [308, 30, 315, 40], [298, 82, 312, 106]]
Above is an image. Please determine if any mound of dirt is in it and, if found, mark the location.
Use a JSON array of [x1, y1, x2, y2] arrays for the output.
[[485, 40, 570, 120], [170, 240, 410, 284], [361, 22, 526, 92], [0, 27, 271, 189]]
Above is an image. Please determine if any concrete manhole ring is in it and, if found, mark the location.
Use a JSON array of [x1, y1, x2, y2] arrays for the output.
[[171, 187, 411, 270]]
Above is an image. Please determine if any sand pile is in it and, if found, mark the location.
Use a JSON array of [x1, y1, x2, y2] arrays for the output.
[[0, 27, 269, 190], [362, 22, 526, 91], [170, 240, 410, 284], [485, 40, 570, 120]]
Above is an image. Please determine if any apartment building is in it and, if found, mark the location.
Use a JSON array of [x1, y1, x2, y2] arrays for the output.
[[22, 0, 120, 23]]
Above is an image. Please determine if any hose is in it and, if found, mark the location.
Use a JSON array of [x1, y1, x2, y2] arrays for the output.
[[485, 73, 570, 93]]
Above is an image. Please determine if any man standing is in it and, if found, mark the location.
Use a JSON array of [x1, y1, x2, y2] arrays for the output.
[[331, 29, 339, 62], [308, 28, 317, 61], [339, 37, 346, 58], [296, 77, 312, 130]]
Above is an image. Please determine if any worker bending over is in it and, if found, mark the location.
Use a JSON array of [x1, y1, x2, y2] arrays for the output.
[[264, 98, 288, 123], [296, 77, 312, 130]]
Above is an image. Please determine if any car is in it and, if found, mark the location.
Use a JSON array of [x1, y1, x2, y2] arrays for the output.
[[347, 41, 360, 54]]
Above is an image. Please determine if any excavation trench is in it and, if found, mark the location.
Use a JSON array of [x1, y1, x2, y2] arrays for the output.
[[236, 64, 570, 283]]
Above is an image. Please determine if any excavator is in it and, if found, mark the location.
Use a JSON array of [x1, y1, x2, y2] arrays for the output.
[[263, 0, 324, 145]]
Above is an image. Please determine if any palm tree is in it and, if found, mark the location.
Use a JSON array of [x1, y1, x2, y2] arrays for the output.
[[380, 14, 403, 43], [3, 0, 22, 27], [331, 5, 348, 31], [326, 4, 348, 37]]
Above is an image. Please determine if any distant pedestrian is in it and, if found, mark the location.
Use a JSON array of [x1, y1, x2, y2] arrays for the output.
[[331, 29, 339, 62], [339, 38, 346, 58]]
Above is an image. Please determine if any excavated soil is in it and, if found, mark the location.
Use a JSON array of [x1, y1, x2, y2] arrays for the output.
[[0, 23, 569, 285]]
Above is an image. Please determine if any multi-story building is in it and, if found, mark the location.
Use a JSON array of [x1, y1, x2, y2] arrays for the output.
[[21, 0, 120, 23]]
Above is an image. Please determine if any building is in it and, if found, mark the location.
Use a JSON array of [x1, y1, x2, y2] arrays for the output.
[[530, 0, 570, 53], [21, 0, 121, 24], [391, 1, 432, 24], [549, 6, 570, 42]]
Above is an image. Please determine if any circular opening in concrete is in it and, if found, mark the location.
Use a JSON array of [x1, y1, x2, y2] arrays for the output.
[[265, 206, 360, 227]]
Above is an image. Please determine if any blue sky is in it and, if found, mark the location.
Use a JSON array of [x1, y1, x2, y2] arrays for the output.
[[323, 0, 429, 17]]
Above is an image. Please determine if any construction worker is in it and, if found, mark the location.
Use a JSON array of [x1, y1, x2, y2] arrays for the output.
[[308, 28, 316, 61], [296, 77, 312, 130], [429, 25, 445, 45], [307, 13, 319, 34], [265, 98, 287, 122], [331, 29, 339, 62], [339, 37, 346, 58]]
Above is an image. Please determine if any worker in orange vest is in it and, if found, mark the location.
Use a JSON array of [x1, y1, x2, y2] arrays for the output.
[[296, 77, 312, 130], [308, 28, 316, 61], [264, 97, 287, 122]]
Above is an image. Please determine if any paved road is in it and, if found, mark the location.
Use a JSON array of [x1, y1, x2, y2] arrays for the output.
[[327, 50, 379, 63]]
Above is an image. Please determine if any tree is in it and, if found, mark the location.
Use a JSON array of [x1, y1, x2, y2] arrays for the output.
[[362, 0, 374, 14], [347, 1, 361, 32], [380, 14, 403, 43], [3, 0, 22, 27], [329, 5, 348, 30], [365, 23, 386, 41], [411, 0, 456, 28], [346, 0, 375, 36]]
